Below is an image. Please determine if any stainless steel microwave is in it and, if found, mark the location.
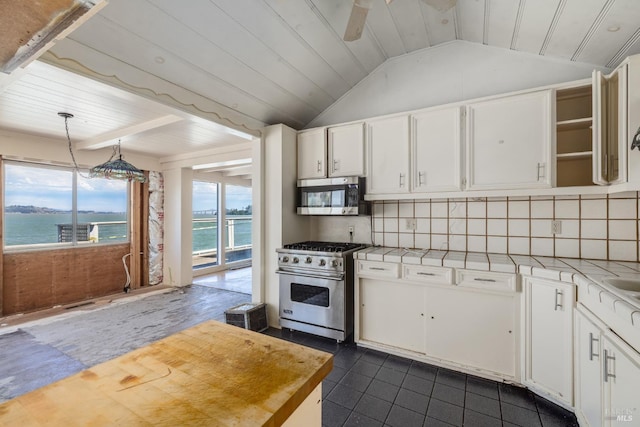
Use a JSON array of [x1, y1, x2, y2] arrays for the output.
[[297, 177, 369, 215]]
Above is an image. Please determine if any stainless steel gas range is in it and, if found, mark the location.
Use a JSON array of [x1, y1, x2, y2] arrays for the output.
[[276, 241, 365, 342]]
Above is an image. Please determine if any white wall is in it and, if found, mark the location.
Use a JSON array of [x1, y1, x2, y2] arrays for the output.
[[162, 167, 194, 286], [261, 124, 311, 326], [311, 215, 372, 245], [308, 40, 609, 128]]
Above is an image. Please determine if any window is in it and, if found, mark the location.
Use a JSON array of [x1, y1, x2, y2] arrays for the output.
[[3, 161, 128, 249]]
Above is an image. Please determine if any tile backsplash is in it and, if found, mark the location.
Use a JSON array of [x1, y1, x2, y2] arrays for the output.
[[371, 192, 640, 262]]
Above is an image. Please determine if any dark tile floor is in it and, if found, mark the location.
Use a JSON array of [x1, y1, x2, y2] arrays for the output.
[[265, 329, 579, 427]]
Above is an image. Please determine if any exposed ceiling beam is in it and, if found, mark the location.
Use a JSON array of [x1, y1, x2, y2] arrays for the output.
[[193, 171, 252, 187], [76, 114, 184, 150], [222, 165, 253, 177], [194, 159, 252, 174], [198, 162, 252, 174]]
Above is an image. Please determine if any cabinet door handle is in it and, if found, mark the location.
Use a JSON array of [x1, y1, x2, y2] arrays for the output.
[[554, 289, 563, 311], [370, 267, 386, 271], [317, 160, 322, 172], [473, 278, 496, 283], [417, 272, 435, 276], [604, 349, 616, 382], [399, 173, 405, 187], [537, 162, 546, 180], [589, 332, 599, 361], [418, 171, 425, 186], [333, 159, 339, 172]]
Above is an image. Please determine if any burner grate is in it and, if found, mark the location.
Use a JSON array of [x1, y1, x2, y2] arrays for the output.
[[283, 241, 363, 252]]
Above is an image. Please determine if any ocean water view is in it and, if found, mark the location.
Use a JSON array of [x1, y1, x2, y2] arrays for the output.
[[4, 212, 252, 253], [192, 214, 252, 252], [4, 213, 127, 246]]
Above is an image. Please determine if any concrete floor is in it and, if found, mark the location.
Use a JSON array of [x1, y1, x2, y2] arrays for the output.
[[0, 268, 251, 404]]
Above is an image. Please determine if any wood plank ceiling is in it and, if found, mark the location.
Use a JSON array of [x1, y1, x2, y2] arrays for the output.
[[1, 0, 640, 165]]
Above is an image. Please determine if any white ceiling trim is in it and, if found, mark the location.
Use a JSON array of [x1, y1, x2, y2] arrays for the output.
[[40, 46, 265, 137]]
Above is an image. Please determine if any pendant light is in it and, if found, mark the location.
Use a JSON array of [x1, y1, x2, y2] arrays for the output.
[[59, 112, 147, 183]]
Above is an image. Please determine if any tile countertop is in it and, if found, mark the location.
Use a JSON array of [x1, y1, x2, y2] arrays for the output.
[[355, 247, 640, 347], [355, 247, 640, 279]]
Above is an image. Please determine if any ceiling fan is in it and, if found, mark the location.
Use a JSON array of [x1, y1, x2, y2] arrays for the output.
[[343, 0, 458, 41]]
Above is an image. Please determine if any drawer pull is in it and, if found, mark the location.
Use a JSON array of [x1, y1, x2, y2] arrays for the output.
[[589, 333, 599, 361], [554, 289, 563, 311], [417, 272, 436, 276], [604, 349, 616, 382], [316, 160, 322, 172], [369, 267, 386, 271], [473, 278, 496, 283]]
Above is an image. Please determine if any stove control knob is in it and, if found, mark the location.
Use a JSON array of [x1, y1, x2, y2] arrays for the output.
[[305, 256, 313, 264], [282, 256, 289, 263], [330, 260, 339, 268], [292, 257, 299, 264], [318, 259, 326, 267]]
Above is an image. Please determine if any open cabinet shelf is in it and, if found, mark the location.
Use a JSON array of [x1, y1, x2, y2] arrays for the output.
[[556, 85, 594, 187]]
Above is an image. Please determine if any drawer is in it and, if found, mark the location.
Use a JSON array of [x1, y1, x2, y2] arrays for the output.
[[403, 265, 453, 285], [456, 269, 518, 293], [357, 260, 400, 278]]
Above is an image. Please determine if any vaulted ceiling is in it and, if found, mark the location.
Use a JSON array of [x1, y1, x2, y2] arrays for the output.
[[2, 0, 640, 164]]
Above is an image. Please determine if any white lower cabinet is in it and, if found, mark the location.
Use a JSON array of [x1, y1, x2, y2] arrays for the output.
[[575, 308, 604, 427], [603, 333, 640, 426], [356, 266, 519, 380], [282, 384, 322, 427], [522, 277, 575, 407], [359, 278, 426, 354], [425, 285, 518, 379], [575, 306, 640, 427]]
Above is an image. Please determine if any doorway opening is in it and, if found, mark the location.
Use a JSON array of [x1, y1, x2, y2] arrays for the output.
[[192, 179, 252, 294]]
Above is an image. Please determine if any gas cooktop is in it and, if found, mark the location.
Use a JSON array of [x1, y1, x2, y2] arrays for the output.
[[282, 241, 364, 253]]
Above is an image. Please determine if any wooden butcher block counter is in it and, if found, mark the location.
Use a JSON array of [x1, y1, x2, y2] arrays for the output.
[[0, 320, 333, 426]]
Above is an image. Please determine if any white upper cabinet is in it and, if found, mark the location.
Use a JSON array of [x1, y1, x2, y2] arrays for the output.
[[327, 123, 364, 177], [593, 64, 628, 185], [297, 123, 364, 180], [466, 90, 553, 190], [297, 128, 326, 179], [367, 115, 410, 194], [411, 107, 463, 192]]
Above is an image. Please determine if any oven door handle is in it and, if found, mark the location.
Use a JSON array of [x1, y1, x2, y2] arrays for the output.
[[276, 270, 344, 281]]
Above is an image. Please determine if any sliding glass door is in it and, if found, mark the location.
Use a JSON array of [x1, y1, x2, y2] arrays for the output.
[[224, 184, 252, 264], [192, 181, 252, 271], [192, 181, 219, 269]]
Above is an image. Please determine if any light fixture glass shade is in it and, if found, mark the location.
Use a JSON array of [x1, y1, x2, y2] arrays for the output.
[[90, 156, 147, 183], [59, 112, 147, 183]]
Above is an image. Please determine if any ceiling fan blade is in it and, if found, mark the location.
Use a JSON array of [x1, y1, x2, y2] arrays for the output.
[[343, 0, 371, 42], [422, 0, 457, 12]]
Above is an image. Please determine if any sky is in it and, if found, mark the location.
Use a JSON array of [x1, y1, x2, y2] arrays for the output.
[[192, 181, 252, 211], [5, 163, 127, 212], [5, 164, 252, 213]]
